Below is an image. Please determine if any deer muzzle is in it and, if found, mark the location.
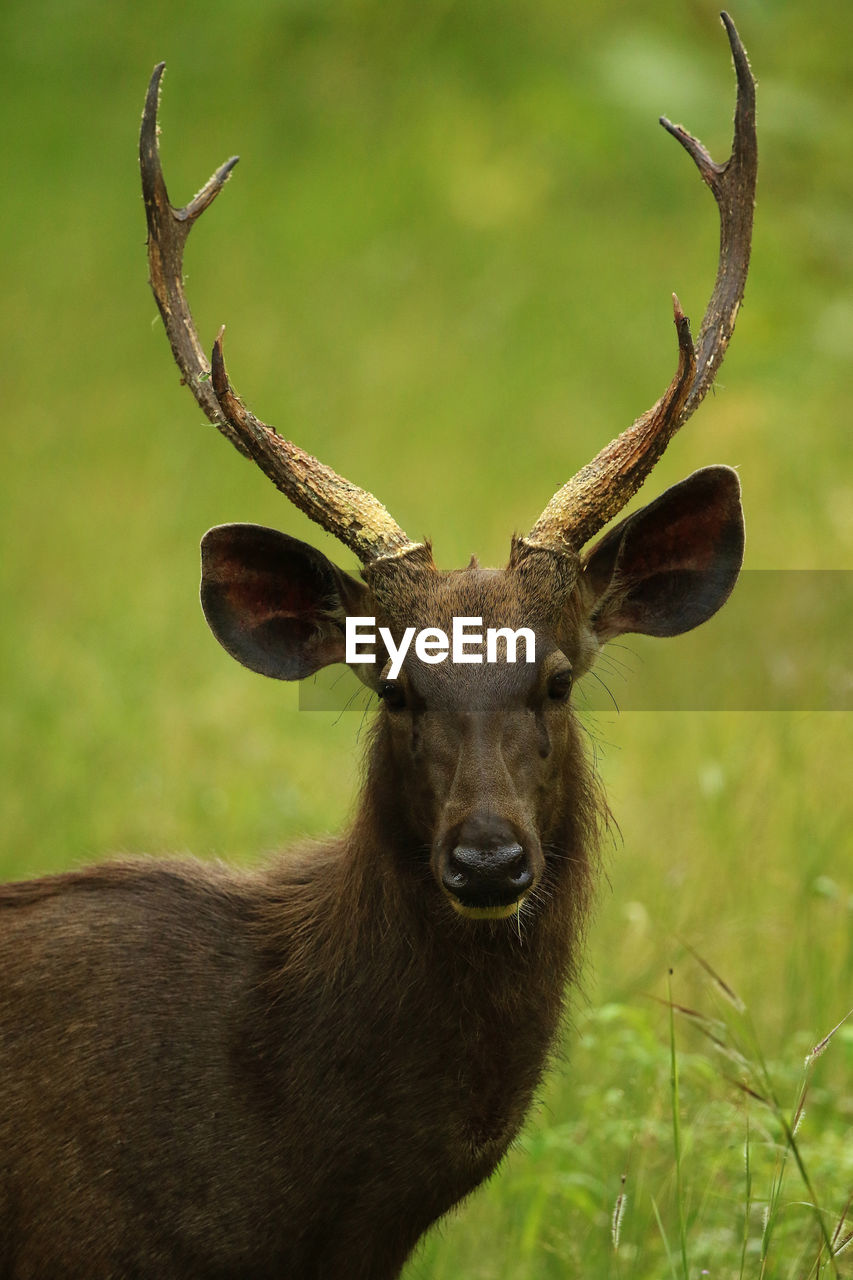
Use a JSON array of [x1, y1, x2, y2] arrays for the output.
[[443, 843, 533, 919], [437, 813, 535, 919]]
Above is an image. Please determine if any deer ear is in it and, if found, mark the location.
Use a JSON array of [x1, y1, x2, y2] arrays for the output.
[[580, 466, 744, 643], [200, 524, 372, 681]]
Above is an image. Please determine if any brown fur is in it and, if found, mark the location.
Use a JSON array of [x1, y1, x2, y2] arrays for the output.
[[0, 555, 606, 1279], [0, 458, 746, 1277]]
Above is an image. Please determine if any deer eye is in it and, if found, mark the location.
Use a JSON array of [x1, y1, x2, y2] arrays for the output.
[[547, 669, 573, 703], [379, 680, 407, 711]]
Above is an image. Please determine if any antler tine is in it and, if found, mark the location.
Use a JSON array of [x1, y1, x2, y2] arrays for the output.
[[522, 12, 756, 557], [140, 64, 246, 454], [664, 10, 757, 423], [140, 64, 424, 567]]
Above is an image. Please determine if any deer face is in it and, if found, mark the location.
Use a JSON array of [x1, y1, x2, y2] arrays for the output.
[[200, 465, 744, 920], [364, 566, 581, 920]]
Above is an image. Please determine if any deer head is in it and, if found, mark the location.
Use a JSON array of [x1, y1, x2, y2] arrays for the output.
[[140, 12, 755, 921]]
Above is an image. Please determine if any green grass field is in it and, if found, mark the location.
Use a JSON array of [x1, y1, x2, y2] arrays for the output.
[[2, 0, 851, 1274]]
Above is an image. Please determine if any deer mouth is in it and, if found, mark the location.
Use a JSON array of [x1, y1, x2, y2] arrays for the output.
[[446, 894, 529, 921]]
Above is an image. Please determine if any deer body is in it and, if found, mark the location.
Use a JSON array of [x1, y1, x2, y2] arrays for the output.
[[0, 632, 594, 1277], [0, 14, 755, 1277]]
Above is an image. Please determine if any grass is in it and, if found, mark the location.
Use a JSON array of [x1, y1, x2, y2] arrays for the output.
[[407, 966, 853, 1279], [1, 0, 852, 1274]]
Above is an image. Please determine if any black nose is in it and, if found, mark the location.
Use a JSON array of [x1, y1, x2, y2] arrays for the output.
[[442, 842, 533, 910]]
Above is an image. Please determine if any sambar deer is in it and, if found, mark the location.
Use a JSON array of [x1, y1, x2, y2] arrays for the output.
[[0, 13, 755, 1278]]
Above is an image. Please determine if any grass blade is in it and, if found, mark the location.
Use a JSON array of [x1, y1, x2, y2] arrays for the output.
[[667, 970, 690, 1279]]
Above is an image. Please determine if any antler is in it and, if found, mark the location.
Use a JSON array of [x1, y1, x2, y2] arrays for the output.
[[522, 11, 757, 556], [140, 63, 425, 567]]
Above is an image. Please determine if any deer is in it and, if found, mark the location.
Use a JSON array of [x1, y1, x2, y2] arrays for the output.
[[0, 13, 756, 1279]]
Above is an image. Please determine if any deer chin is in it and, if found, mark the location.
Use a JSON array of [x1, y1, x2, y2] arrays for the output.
[[445, 894, 528, 921]]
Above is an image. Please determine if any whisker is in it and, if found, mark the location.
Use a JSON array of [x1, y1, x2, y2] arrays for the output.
[[586, 669, 621, 713]]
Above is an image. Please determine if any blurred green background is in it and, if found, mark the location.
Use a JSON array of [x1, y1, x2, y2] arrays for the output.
[[1, 0, 851, 1273]]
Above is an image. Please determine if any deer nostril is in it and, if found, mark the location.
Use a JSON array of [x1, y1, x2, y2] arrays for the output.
[[499, 844, 526, 875], [505, 854, 533, 894]]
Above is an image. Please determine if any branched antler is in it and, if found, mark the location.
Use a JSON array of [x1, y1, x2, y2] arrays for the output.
[[522, 11, 756, 556], [140, 64, 424, 566], [142, 14, 755, 570]]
